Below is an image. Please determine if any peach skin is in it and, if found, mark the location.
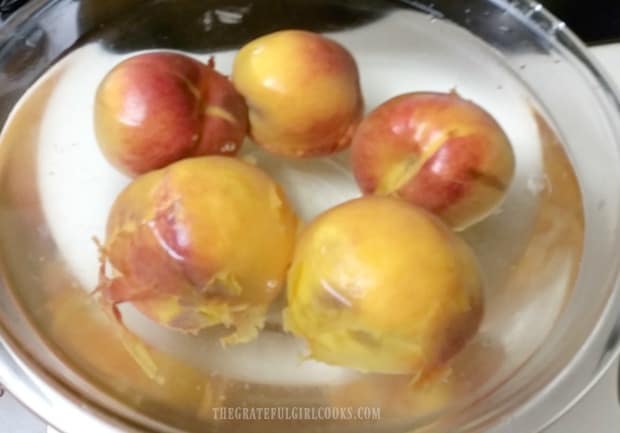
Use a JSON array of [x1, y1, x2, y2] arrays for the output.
[[96, 156, 299, 345], [351, 92, 515, 230], [95, 52, 248, 176], [232, 30, 363, 158], [284, 196, 484, 377]]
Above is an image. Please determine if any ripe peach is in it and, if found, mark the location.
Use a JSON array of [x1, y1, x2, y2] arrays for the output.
[[95, 52, 248, 176], [351, 92, 515, 230], [284, 196, 483, 376], [97, 156, 298, 345], [232, 30, 363, 158]]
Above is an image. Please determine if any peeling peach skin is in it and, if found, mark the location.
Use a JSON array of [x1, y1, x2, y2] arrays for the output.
[[95, 53, 248, 177], [95, 157, 298, 377], [351, 92, 515, 230], [232, 30, 363, 158], [284, 196, 483, 378]]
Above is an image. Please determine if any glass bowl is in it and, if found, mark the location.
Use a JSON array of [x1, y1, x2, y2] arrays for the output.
[[1, 1, 620, 432]]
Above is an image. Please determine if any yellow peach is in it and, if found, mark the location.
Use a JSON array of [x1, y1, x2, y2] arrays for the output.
[[97, 156, 298, 344], [232, 30, 363, 157], [284, 196, 483, 376]]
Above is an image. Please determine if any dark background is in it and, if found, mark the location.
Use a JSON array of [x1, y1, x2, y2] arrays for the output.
[[541, 0, 620, 44], [1, 0, 620, 44]]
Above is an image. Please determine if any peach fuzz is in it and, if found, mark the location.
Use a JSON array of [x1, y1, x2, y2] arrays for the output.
[[96, 156, 299, 345], [95, 52, 248, 176], [284, 196, 483, 376], [351, 92, 515, 230], [232, 30, 363, 158]]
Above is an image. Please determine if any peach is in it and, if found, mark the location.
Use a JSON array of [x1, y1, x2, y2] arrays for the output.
[[95, 52, 248, 176], [96, 156, 298, 345], [351, 92, 515, 230], [284, 196, 483, 376], [232, 30, 363, 158]]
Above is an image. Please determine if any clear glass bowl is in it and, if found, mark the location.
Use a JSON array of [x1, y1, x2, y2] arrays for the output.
[[1, 1, 620, 433]]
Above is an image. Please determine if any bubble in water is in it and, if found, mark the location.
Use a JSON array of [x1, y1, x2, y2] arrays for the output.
[[525, 3, 543, 17], [24, 29, 45, 48], [214, 6, 252, 25], [490, 206, 504, 217], [527, 174, 551, 196], [410, 1, 444, 19], [202, 11, 214, 31], [549, 21, 567, 36], [220, 142, 237, 153]]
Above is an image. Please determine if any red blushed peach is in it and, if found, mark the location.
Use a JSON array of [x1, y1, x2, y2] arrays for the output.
[[284, 196, 483, 376], [95, 52, 248, 176], [351, 92, 515, 230], [232, 30, 363, 158], [96, 156, 299, 345]]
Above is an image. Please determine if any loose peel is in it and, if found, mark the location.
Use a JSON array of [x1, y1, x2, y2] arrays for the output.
[[94, 239, 163, 383]]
